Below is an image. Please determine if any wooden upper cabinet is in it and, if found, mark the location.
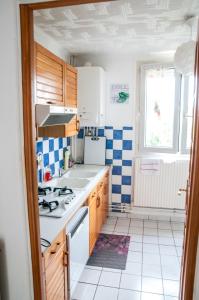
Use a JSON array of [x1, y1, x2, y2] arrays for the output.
[[34, 42, 65, 106], [65, 64, 77, 108], [35, 42, 79, 137]]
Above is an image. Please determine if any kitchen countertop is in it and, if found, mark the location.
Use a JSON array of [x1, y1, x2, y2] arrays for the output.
[[40, 164, 109, 253]]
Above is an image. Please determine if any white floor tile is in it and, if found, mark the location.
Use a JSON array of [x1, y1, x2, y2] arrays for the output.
[[102, 267, 121, 273], [117, 218, 130, 226], [127, 251, 142, 263], [129, 242, 143, 252], [114, 225, 129, 233], [79, 269, 101, 285], [143, 236, 159, 244], [143, 243, 159, 254], [118, 289, 141, 300], [142, 277, 163, 294], [162, 264, 180, 281], [163, 280, 180, 297], [176, 246, 183, 257], [158, 229, 173, 237], [173, 231, 184, 238], [120, 273, 142, 291], [164, 296, 178, 300], [158, 222, 172, 230], [72, 283, 97, 300], [144, 228, 158, 236], [130, 235, 143, 243], [141, 292, 164, 300], [99, 270, 121, 288], [174, 237, 183, 247], [130, 220, 144, 228], [101, 224, 115, 232], [129, 227, 143, 235], [94, 286, 118, 300], [105, 217, 117, 225], [171, 222, 184, 230], [143, 253, 161, 265], [142, 264, 162, 279], [161, 255, 179, 266], [158, 237, 175, 246], [144, 220, 158, 229], [123, 262, 142, 276], [159, 245, 177, 256], [86, 265, 102, 271]]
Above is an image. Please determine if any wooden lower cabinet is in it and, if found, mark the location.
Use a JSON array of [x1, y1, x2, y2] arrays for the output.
[[43, 230, 68, 300], [88, 170, 109, 255]]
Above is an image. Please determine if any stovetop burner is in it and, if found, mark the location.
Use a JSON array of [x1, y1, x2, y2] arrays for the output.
[[53, 187, 73, 196], [39, 199, 59, 212], [38, 186, 52, 196]]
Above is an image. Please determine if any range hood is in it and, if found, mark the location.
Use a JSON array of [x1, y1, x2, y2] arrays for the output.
[[36, 104, 77, 127]]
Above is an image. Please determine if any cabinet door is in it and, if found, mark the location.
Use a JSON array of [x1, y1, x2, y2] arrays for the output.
[[45, 244, 67, 300], [96, 191, 103, 234], [65, 64, 77, 108], [35, 42, 65, 106], [88, 191, 97, 255], [103, 172, 109, 223]]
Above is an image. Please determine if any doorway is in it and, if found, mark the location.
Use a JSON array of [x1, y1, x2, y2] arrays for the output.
[[20, 1, 199, 299]]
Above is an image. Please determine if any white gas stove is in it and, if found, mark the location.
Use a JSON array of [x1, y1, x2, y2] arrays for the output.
[[38, 186, 81, 218]]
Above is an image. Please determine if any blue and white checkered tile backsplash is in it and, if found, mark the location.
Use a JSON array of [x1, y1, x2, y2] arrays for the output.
[[36, 137, 71, 183], [78, 126, 133, 204]]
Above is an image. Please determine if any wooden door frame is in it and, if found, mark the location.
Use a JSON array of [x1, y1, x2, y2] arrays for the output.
[[20, 1, 115, 299], [180, 25, 199, 300], [20, 1, 199, 299]]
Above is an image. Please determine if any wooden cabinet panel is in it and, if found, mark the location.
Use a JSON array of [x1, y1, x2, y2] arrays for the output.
[[88, 189, 97, 255], [65, 64, 77, 108], [35, 42, 65, 106], [36, 43, 79, 138], [43, 229, 67, 300], [88, 170, 110, 255]]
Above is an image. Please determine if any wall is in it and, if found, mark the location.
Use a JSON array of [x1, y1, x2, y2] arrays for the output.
[[75, 54, 135, 207], [0, 1, 33, 299], [36, 137, 71, 182], [34, 25, 70, 62]]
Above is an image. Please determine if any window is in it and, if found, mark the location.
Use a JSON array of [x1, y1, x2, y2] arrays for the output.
[[181, 75, 195, 153], [139, 64, 194, 154]]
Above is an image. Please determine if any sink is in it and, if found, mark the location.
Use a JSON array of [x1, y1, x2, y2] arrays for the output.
[[59, 177, 90, 189], [67, 170, 97, 179]]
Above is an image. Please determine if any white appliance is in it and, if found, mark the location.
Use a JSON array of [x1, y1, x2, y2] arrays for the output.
[[35, 104, 77, 127], [66, 207, 89, 298], [38, 187, 82, 218], [77, 66, 105, 127], [84, 136, 106, 165]]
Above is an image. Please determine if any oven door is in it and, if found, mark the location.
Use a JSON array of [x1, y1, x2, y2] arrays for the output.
[[66, 207, 89, 298]]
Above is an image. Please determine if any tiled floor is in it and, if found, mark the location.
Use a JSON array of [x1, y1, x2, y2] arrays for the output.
[[72, 217, 184, 300]]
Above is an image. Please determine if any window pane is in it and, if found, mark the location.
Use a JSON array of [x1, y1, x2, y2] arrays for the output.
[[186, 75, 194, 149], [144, 67, 176, 149]]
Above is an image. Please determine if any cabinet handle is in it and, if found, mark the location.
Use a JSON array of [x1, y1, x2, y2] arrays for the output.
[[46, 101, 54, 104], [97, 196, 101, 208], [50, 242, 60, 254], [63, 252, 68, 267], [76, 119, 80, 132]]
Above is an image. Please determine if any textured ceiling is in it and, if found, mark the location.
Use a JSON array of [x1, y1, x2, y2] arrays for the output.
[[34, 0, 199, 55]]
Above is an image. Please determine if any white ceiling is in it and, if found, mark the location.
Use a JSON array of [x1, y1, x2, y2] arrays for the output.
[[34, 0, 199, 55]]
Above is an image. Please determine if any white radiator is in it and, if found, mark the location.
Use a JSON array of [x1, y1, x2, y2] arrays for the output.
[[134, 158, 189, 209]]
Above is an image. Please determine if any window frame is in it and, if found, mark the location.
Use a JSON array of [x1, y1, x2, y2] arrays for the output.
[[180, 75, 194, 154], [139, 63, 181, 154]]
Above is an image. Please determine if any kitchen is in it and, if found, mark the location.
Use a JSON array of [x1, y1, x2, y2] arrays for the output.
[[1, 1, 199, 300]]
